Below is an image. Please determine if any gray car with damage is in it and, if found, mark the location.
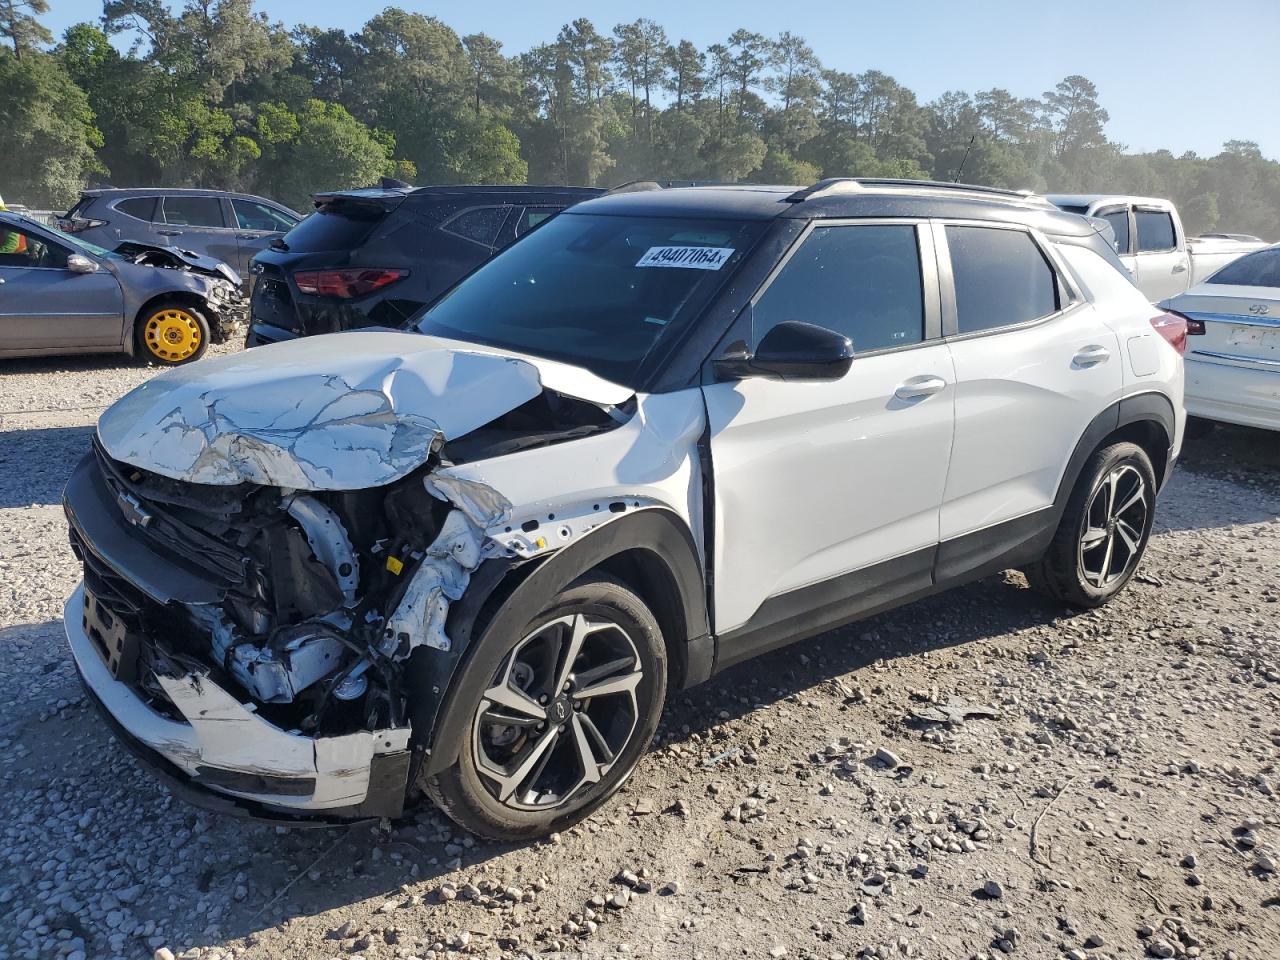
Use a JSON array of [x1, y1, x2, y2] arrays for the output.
[[0, 211, 245, 365]]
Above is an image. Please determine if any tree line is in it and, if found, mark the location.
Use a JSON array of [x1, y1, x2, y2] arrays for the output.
[[2, 0, 1278, 238]]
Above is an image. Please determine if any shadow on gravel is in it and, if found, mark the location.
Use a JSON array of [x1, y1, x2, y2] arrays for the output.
[[1162, 422, 1280, 532], [661, 571, 1056, 748], [0, 424, 93, 507], [0, 353, 140, 376]]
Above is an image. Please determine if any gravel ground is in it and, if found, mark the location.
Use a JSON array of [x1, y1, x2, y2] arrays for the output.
[[1, 347, 1278, 960]]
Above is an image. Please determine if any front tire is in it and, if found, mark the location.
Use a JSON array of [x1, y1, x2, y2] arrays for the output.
[[135, 301, 210, 365], [1025, 441, 1157, 609], [425, 574, 667, 841]]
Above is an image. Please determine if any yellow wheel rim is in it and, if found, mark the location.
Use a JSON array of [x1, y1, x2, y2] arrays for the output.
[[143, 308, 202, 362]]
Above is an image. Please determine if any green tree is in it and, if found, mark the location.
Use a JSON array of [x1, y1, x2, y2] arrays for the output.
[[1, 0, 52, 58], [0, 50, 102, 205], [257, 99, 390, 208]]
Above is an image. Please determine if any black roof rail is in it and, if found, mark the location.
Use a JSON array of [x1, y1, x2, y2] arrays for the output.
[[786, 177, 1051, 207]]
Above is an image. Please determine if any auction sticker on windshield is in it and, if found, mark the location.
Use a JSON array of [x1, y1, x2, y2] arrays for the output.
[[636, 246, 735, 270]]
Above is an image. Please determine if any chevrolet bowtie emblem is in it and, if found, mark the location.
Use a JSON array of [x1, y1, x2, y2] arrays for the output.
[[116, 490, 153, 528]]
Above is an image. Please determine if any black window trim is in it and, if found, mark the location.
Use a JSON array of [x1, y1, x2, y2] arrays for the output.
[[933, 218, 1085, 342], [437, 204, 515, 248], [1132, 206, 1179, 255], [739, 217, 944, 363]]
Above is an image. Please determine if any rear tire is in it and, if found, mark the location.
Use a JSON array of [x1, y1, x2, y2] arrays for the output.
[[135, 301, 210, 366], [424, 574, 667, 841], [1025, 441, 1156, 609]]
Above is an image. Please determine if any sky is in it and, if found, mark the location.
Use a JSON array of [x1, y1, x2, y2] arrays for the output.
[[41, 0, 1280, 160]]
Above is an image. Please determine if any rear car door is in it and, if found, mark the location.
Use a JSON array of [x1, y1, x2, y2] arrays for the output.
[[230, 198, 299, 283], [0, 223, 123, 349], [937, 222, 1123, 554], [153, 195, 239, 269], [1132, 207, 1186, 303], [703, 220, 956, 640], [429, 204, 512, 293]]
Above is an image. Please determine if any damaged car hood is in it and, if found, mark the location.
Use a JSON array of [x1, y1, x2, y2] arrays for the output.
[[97, 332, 559, 490]]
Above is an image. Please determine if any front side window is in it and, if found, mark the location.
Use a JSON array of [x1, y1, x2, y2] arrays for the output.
[[0, 223, 70, 268], [1098, 208, 1131, 254], [515, 206, 561, 237], [417, 212, 764, 386], [1207, 248, 1280, 288], [1135, 210, 1176, 253], [946, 225, 1059, 334], [752, 224, 924, 352], [162, 196, 225, 228], [232, 199, 297, 232]]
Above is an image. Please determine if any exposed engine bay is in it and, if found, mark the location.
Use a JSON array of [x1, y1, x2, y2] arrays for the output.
[[78, 386, 622, 744], [113, 240, 246, 338]]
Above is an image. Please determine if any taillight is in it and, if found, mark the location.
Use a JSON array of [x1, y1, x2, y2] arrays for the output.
[[294, 268, 408, 298], [1149, 312, 1189, 356], [57, 217, 106, 234]]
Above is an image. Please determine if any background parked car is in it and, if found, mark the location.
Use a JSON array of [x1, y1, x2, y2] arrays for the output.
[[0, 210, 244, 365], [56, 188, 302, 292], [1045, 194, 1266, 302], [1161, 244, 1280, 432], [245, 184, 602, 347]]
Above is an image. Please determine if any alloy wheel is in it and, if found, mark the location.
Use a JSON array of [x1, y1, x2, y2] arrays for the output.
[[1077, 463, 1148, 588], [471, 613, 644, 811]]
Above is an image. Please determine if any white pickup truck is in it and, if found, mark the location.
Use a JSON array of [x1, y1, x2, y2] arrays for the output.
[[1045, 194, 1267, 302]]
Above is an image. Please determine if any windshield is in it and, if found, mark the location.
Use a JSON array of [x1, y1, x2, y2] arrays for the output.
[[1207, 247, 1280, 288], [416, 212, 764, 386]]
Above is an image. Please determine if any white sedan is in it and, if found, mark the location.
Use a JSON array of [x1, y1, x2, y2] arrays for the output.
[[1162, 245, 1280, 432]]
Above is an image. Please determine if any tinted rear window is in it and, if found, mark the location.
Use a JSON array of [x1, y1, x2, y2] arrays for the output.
[[279, 207, 383, 252], [1135, 211, 1176, 252], [162, 196, 225, 227], [1207, 248, 1280, 287]]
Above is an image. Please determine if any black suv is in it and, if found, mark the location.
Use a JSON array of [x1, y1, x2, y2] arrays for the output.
[[245, 184, 602, 347]]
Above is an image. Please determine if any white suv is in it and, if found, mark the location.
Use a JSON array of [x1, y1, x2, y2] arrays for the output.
[[64, 180, 1185, 840]]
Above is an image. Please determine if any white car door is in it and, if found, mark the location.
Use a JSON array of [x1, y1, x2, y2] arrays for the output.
[[702, 220, 956, 646], [1132, 207, 1187, 303], [936, 222, 1124, 551]]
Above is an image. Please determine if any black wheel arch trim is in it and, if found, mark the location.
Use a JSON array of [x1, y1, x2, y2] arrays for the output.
[[1054, 392, 1176, 514], [414, 507, 708, 779]]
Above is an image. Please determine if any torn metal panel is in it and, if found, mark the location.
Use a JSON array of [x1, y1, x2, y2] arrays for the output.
[[287, 496, 360, 601], [97, 335, 545, 490], [383, 510, 489, 655]]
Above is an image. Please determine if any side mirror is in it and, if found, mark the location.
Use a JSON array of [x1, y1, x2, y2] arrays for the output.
[[67, 254, 99, 274], [715, 320, 854, 382]]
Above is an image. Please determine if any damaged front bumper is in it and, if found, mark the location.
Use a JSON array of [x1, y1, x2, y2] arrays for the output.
[[65, 582, 412, 820]]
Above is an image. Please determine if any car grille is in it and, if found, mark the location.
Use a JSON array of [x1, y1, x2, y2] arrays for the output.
[[91, 438, 253, 587]]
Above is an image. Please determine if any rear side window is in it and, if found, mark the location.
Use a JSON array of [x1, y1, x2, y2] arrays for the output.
[[753, 224, 924, 353], [1135, 210, 1176, 253], [946, 225, 1059, 334], [1207, 248, 1280, 287], [441, 206, 508, 246], [115, 197, 158, 222], [1099, 209, 1130, 254], [515, 206, 561, 237], [280, 208, 382, 252], [162, 196, 225, 228]]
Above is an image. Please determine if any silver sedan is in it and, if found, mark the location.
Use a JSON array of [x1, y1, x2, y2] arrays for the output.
[[0, 211, 245, 366]]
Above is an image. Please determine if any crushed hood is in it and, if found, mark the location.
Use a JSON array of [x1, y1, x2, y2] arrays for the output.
[[97, 332, 550, 490]]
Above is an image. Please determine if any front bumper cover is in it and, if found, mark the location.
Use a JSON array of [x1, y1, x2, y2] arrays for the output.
[[64, 583, 412, 821]]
